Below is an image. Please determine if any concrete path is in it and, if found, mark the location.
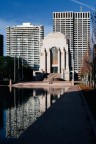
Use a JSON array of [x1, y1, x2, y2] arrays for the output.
[[12, 81, 72, 88], [16, 85, 96, 144]]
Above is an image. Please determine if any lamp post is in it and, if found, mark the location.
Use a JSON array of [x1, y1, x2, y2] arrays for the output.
[[72, 53, 74, 85], [13, 28, 17, 83], [17, 36, 21, 82], [31, 27, 39, 71], [22, 32, 23, 82], [18, 56, 20, 82], [14, 56, 16, 82]]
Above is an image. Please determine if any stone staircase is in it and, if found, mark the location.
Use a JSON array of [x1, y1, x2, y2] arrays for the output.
[[44, 73, 61, 82]]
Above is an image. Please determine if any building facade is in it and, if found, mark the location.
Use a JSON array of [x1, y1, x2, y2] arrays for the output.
[[6, 23, 44, 70], [0, 34, 3, 56], [39, 32, 70, 80], [53, 11, 90, 76]]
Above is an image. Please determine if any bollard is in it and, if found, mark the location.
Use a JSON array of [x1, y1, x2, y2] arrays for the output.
[[9, 79, 12, 86]]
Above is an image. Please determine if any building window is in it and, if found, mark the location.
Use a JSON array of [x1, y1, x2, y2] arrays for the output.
[[53, 13, 55, 18], [68, 12, 70, 18], [61, 13, 63, 18], [63, 13, 65, 18], [66, 13, 67, 18], [56, 13, 58, 18]]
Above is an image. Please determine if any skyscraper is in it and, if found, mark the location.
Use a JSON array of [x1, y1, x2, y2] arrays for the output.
[[53, 11, 90, 77], [0, 34, 3, 56], [6, 23, 44, 71]]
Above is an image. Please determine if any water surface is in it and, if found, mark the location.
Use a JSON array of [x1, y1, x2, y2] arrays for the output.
[[0, 86, 68, 143]]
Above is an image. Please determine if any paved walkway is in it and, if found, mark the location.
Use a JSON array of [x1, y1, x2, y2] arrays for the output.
[[16, 85, 96, 144], [12, 81, 72, 88]]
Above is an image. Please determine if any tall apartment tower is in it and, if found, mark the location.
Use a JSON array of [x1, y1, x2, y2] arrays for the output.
[[0, 34, 3, 56], [6, 23, 44, 70], [53, 11, 90, 75]]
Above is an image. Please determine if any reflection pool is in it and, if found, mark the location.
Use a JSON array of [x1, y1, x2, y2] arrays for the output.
[[0, 86, 68, 143]]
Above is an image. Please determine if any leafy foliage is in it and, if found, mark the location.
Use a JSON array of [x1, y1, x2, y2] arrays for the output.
[[80, 50, 92, 78], [0, 56, 32, 81], [0, 56, 14, 79]]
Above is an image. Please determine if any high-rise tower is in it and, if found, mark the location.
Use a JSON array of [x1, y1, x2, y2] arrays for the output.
[[53, 11, 90, 76], [6, 23, 44, 70]]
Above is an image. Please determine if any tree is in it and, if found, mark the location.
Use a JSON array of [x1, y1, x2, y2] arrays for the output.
[[0, 56, 33, 82], [80, 50, 92, 84], [0, 56, 13, 80], [92, 45, 96, 88], [91, 8, 96, 88], [0, 56, 22, 80]]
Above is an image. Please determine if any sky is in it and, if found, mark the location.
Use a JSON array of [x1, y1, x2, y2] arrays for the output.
[[0, 0, 95, 55]]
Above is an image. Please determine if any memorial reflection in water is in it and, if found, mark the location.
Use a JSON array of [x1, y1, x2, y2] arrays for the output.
[[0, 86, 67, 142]]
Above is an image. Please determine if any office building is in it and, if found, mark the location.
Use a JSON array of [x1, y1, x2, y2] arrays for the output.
[[53, 11, 90, 76], [6, 23, 44, 70], [0, 34, 3, 56]]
